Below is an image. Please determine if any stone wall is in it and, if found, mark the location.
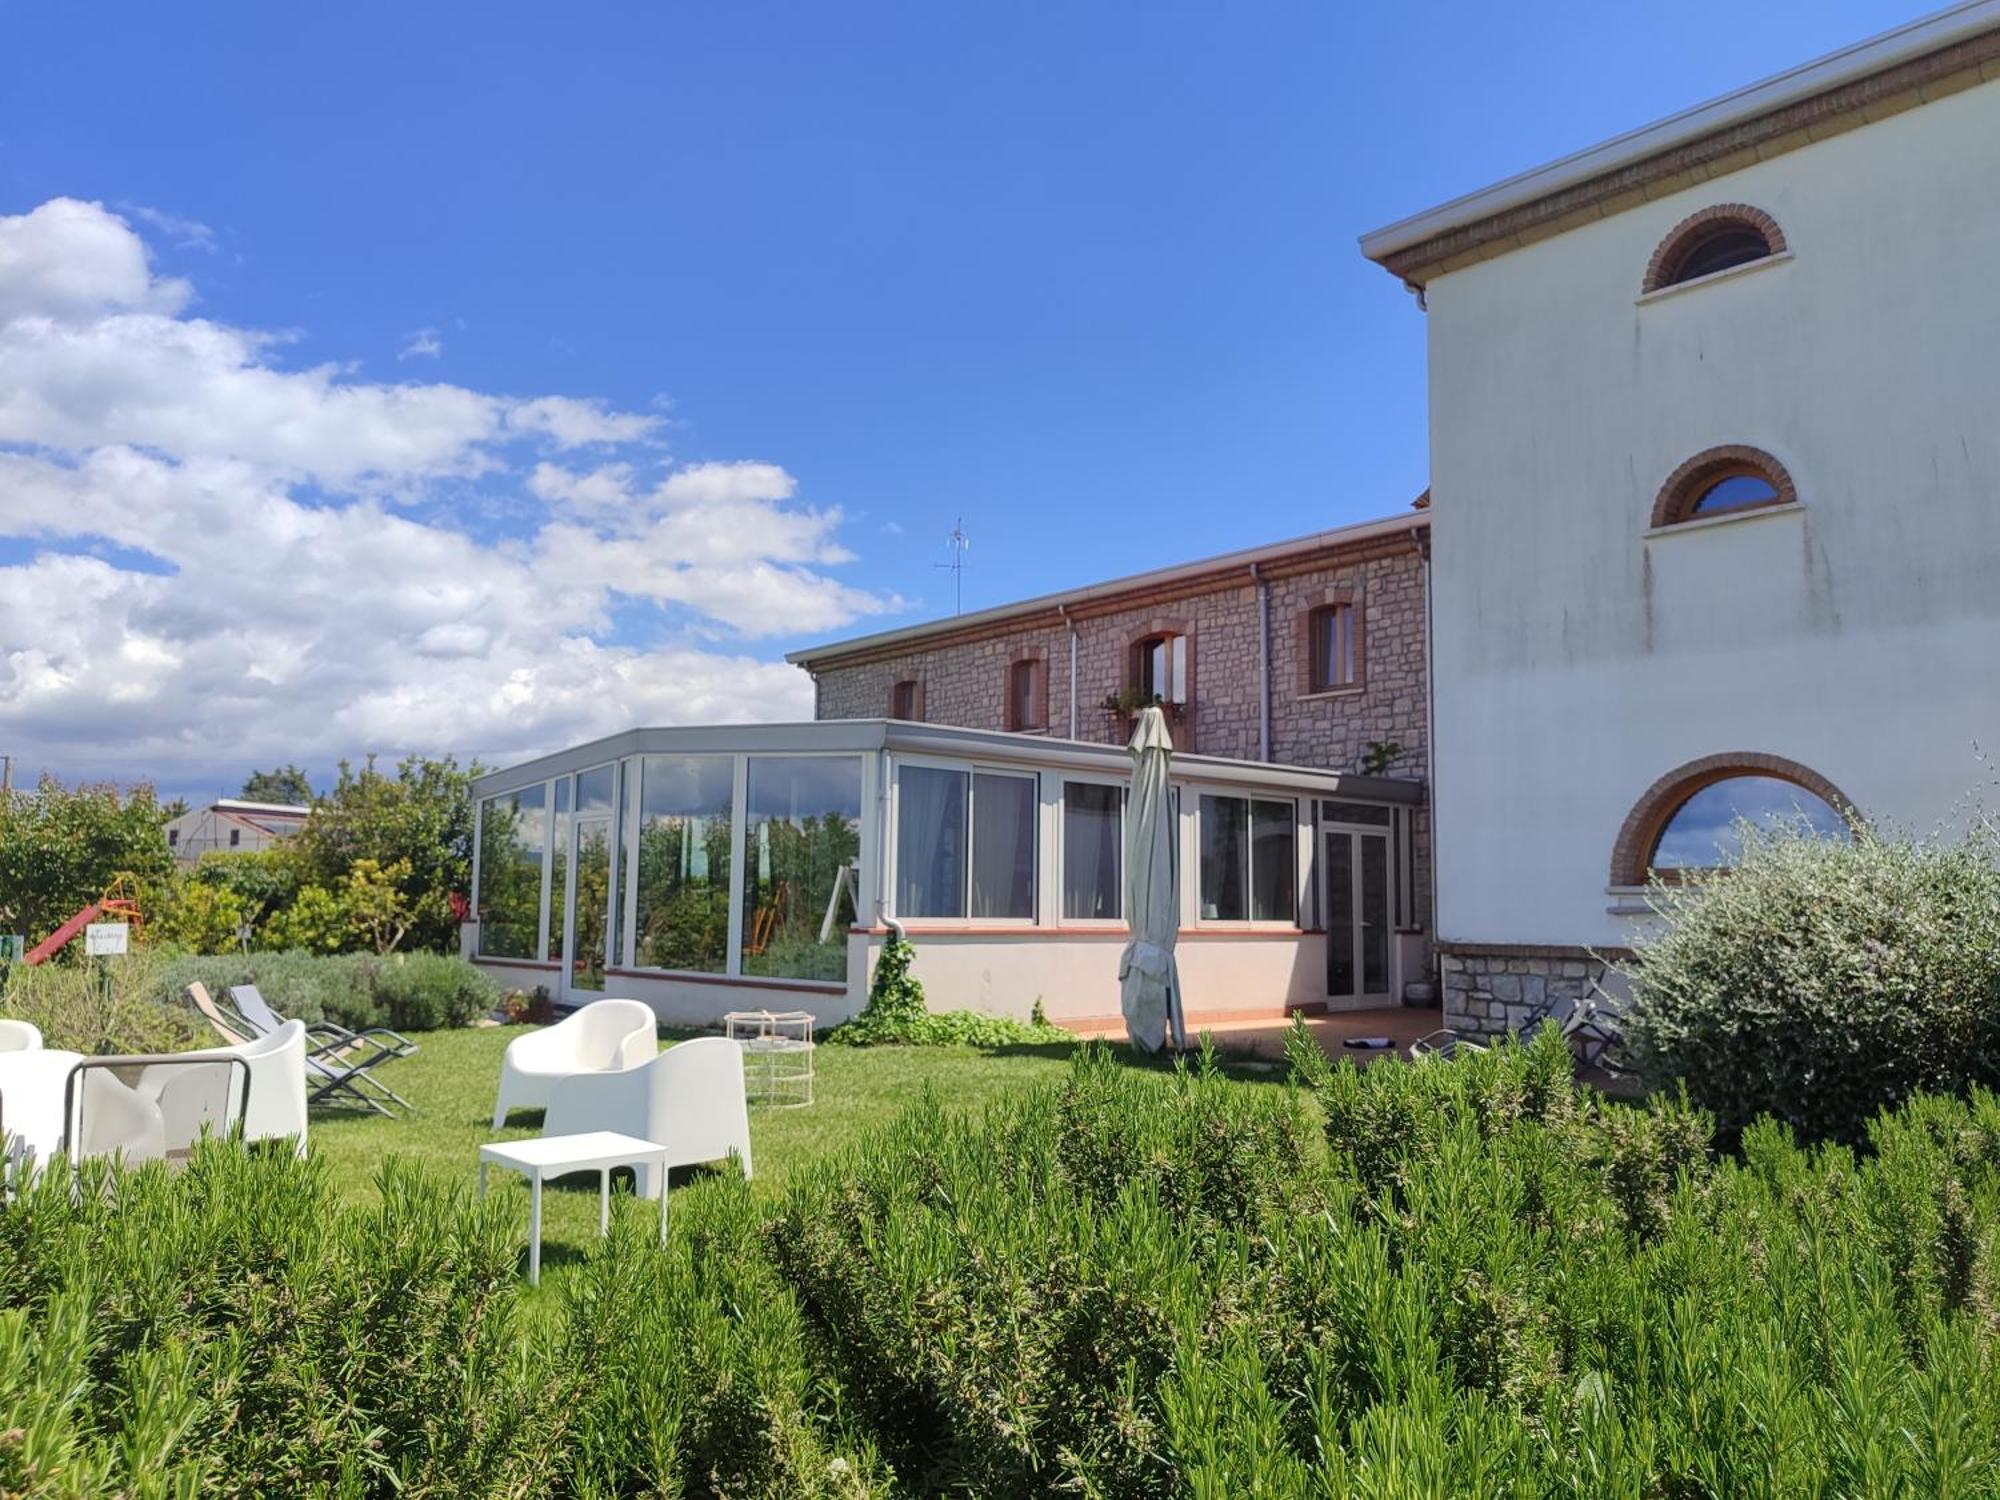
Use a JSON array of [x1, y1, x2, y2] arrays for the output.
[[807, 535, 1434, 942], [1437, 945, 1625, 1039], [810, 546, 1427, 772]]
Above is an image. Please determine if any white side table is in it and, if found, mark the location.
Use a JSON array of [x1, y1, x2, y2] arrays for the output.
[[477, 1131, 669, 1283], [724, 1009, 816, 1107]]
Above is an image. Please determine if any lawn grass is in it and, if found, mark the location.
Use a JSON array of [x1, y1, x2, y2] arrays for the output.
[[311, 1023, 1090, 1286]]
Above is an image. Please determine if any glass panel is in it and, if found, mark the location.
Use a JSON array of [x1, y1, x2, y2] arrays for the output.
[[1652, 775, 1848, 870], [1063, 782, 1123, 920], [611, 761, 636, 967], [892, 681, 917, 719], [1693, 473, 1780, 514], [632, 755, 735, 973], [740, 757, 863, 981], [1328, 831, 1354, 996], [1361, 834, 1388, 994], [972, 772, 1037, 919], [1321, 800, 1393, 827], [475, 785, 545, 959], [1199, 794, 1248, 921], [896, 765, 968, 917], [1168, 635, 1187, 702], [546, 779, 571, 964], [1250, 799, 1297, 923], [577, 764, 614, 815], [571, 818, 611, 991], [1671, 226, 1769, 283]]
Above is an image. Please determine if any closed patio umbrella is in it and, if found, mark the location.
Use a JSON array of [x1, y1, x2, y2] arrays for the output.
[[1119, 704, 1186, 1053]]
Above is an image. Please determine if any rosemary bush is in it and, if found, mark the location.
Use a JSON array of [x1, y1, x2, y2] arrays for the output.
[[12, 1031, 2000, 1494]]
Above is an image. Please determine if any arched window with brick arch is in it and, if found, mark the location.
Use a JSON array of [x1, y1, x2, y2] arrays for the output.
[[1651, 445, 1797, 529], [1610, 753, 1855, 885], [1642, 204, 1787, 294]]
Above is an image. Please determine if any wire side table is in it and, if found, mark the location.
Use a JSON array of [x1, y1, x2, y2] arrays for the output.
[[724, 1009, 816, 1108]]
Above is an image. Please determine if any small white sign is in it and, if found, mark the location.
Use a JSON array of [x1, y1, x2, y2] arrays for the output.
[[85, 922, 130, 956]]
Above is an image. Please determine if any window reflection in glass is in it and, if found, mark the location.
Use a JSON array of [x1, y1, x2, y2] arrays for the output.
[[1651, 775, 1848, 871], [741, 757, 863, 981], [632, 756, 735, 973], [476, 785, 545, 959], [1693, 473, 1780, 514], [546, 778, 571, 963]]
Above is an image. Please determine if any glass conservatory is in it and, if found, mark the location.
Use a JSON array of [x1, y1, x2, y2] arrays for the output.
[[466, 721, 1423, 1029]]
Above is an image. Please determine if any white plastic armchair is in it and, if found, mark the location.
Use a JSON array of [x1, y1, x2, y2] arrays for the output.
[[138, 1019, 310, 1156], [0, 1020, 41, 1053], [542, 1037, 752, 1199], [492, 999, 658, 1128]]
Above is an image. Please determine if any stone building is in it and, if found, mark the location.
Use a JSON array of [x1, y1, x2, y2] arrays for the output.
[[793, 505, 1437, 1001]]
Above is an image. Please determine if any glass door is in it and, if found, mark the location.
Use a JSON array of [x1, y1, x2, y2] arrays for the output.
[[1323, 821, 1392, 1004], [564, 815, 612, 998]]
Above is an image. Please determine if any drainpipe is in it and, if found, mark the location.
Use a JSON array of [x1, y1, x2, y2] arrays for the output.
[[1252, 563, 1272, 762], [1416, 525, 1437, 972], [1059, 604, 1079, 739], [874, 747, 898, 940]]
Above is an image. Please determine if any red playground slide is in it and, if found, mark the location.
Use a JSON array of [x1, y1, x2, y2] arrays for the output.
[[23, 903, 100, 966]]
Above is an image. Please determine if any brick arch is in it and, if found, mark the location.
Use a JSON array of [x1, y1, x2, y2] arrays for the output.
[[1651, 444, 1797, 529], [1642, 203, 1788, 294], [1609, 752, 1857, 886]]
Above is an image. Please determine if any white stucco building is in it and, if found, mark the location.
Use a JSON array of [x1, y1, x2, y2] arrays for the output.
[[1361, 0, 2000, 1030], [164, 798, 312, 863]]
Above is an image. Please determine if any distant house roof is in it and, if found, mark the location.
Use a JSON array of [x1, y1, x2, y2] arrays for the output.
[[199, 799, 312, 838], [1360, 0, 2000, 287], [788, 505, 1430, 671]]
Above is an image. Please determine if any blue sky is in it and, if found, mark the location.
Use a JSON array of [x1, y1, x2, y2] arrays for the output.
[[0, 0, 1924, 799]]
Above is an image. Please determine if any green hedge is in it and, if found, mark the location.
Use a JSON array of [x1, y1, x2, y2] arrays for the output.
[[151, 950, 498, 1033], [11, 1031, 2000, 1494]]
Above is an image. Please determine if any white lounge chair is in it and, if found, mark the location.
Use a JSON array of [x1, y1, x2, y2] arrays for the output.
[[137, 1019, 310, 1156], [0, 1020, 42, 1053], [64, 1053, 249, 1167], [542, 1037, 752, 1199], [492, 999, 658, 1129]]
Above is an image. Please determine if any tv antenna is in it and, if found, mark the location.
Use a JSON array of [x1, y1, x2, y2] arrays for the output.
[[935, 517, 971, 614]]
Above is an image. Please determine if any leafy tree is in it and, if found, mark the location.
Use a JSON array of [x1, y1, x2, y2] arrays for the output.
[[259, 884, 350, 954], [287, 754, 478, 952], [159, 796, 191, 822], [343, 857, 415, 954], [153, 878, 249, 954], [239, 765, 314, 805], [188, 849, 299, 927], [0, 777, 175, 946]]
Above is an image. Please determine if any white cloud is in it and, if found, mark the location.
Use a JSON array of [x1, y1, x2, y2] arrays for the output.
[[0, 199, 893, 788], [399, 327, 443, 360], [117, 203, 219, 254]]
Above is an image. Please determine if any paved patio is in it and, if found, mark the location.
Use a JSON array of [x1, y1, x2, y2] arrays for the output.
[[1065, 1005, 1439, 1063]]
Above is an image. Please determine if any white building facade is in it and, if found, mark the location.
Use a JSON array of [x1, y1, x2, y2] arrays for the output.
[[1362, 2, 2000, 1031]]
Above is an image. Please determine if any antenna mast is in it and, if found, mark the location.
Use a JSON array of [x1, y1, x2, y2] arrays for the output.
[[934, 517, 971, 615]]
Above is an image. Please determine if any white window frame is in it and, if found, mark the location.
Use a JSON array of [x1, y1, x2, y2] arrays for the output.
[[1055, 772, 1128, 930], [887, 755, 1041, 928], [613, 749, 868, 982], [1187, 784, 1302, 931]]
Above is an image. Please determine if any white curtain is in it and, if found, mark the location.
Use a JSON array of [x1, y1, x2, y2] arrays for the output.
[[896, 766, 966, 917]]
